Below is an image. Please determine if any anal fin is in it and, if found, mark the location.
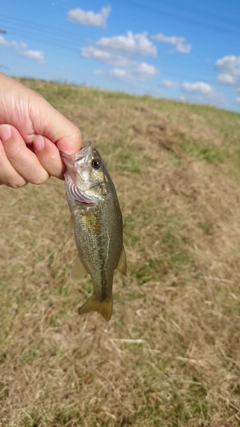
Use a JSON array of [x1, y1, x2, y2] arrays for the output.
[[71, 256, 89, 279], [116, 245, 127, 275]]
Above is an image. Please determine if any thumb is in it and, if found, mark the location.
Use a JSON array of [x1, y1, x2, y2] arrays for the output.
[[41, 105, 82, 154], [56, 126, 82, 155], [27, 92, 82, 154], [0, 74, 82, 154]]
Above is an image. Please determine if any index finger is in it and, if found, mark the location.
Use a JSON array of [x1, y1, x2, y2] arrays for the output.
[[1, 125, 49, 184]]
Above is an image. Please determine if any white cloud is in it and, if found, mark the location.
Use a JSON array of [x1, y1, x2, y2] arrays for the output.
[[81, 32, 157, 65], [80, 46, 132, 67], [161, 79, 177, 88], [20, 50, 45, 63], [95, 62, 158, 83], [67, 6, 111, 27], [135, 62, 157, 76], [96, 68, 128, 79], [81, 32, 158, 84], [217, 74, 236, 85], [215, 55, 240, 74], [81, 46, 129, 68], [182, 82, 213, 94], [177, 43, 192, 54], [109, 68, 128, 79], [236, 98, 240, 104], [0, 36, 11, 46], [0, 35, 45, 63], [82, 47, 113, 62], [152, 33, 192, 54], [96, 32, 157, 56], [0, 36, 24, 49], [215, 55, 240, 90], [181, 81, 226, 106]]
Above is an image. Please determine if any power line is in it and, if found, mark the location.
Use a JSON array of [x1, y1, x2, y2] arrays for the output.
[[111, 0, 240, 38], [0, 12, 226, 71], [2, 25, 216, 81], [149, 0, 240, 29], [0, 3, 237, 89]]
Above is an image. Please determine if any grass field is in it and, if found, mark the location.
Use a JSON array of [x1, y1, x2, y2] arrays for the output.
[[1, 78, 240, 427]]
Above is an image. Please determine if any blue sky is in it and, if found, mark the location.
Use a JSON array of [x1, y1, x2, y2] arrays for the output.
[[1, 0, 240, 112]]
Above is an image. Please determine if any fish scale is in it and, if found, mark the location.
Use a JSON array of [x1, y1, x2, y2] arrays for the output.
[[61, 141, 127, 321]]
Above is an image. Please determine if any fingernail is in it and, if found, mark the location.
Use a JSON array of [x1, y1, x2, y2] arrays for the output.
[[33, 135, 45, 152], [0, 125, 12, 142]]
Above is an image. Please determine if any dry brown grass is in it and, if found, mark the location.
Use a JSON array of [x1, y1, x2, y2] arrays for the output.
[[0, 79, 240, 426]]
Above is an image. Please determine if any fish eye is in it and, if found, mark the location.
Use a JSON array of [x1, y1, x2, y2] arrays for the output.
[[92, 158, 101, 170]]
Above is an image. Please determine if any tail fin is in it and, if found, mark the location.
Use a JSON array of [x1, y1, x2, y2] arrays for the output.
[[78, 294, 113, 321]]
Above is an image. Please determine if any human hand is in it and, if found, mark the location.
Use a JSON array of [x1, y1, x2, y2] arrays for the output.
[[0, 73, 82, 188]]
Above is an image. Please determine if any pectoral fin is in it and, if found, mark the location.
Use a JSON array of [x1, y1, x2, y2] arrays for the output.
[[116, 245, 127, 275], [71, 256, 89, 279], [67, 215, 74, 236], [78, 295, 113, 321]]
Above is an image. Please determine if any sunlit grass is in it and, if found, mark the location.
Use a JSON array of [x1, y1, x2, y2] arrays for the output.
[[0, 78, 240, 426]]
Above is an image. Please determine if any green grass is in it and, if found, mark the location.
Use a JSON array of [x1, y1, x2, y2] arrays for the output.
[[0, 78, 240, 427], [180, 139, 224, 163]]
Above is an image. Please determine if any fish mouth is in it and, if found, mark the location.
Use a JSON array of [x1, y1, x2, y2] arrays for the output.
[[61, 141, 103, 204], [61, 141, 93, 169], [60, 141, 93, 184]]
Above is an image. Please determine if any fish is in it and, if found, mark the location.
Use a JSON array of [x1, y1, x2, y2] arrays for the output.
[[61, 141, 127, 321]]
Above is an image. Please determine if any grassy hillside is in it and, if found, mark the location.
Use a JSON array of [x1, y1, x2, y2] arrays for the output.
[[0, 78, 240, 427]]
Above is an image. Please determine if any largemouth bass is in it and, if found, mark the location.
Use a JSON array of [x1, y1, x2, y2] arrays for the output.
[[61, 141, 126, 321]]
